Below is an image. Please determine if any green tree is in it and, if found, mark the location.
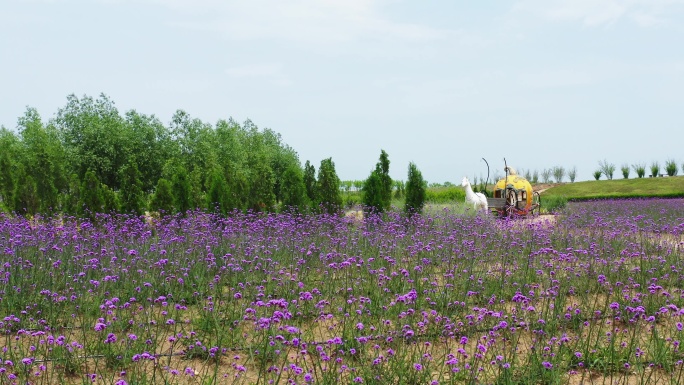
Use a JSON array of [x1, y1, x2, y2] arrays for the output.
[[123, 110, 174, 192], [119, 159, 146, 215], [0, 128, 20, 212], [101, 184, 119, 213], [170, 163, 191, 215], [79, 170, 104, 217], [405, 162, 426, 215], [62, 173, 81, 215], [14, 169, 39, 216], [303, 160, 317, 203], [150, 178, 175, 215], [205, 168, 231, 214], [55, 94, 126, 189], [247, 154, 276, 212], [377, 150, 392, 209], [280, 164, 309, 212], [317, 158, 342, 214], [363, 150, 393, 212], [362, 171, 384, 211], [18, 108, 66, 213]]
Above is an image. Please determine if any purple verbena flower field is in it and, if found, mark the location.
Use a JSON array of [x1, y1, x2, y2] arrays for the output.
[[1, 199, 684, 384]]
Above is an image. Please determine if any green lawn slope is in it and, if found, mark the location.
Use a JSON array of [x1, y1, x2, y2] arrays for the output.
[[542, 176, 684, 200]]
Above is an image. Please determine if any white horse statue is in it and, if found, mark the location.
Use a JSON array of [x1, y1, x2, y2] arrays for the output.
[[461, 177, 488, 211]]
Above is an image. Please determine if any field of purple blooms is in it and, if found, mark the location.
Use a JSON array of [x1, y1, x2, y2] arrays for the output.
[[1, 199, 684, 384]]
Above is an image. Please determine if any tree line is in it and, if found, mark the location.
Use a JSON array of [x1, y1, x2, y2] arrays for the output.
[[0, 94, 349, 217], [0, 94, 430, 218]]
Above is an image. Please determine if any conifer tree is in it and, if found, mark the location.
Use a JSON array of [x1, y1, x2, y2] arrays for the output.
[[303, 160, 317, 203], [171, 165, 191, 215], [405, 162, 426, 215], [377, 150, 392, 210], [317, 158, 342, 214], [119, 159, 145, 215], [363, 150, 392, 212], [150, 178, 174, 215], [80, 170, 104, 217], [62, 173, 81, 215], [206, 168, 231, 214]]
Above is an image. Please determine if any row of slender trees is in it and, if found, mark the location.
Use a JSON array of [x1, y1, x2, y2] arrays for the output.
[[0, 94, 348, 217], [0, 94, 430, 218]]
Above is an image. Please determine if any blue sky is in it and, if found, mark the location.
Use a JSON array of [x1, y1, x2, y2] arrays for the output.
[[2, 0, 683, 183]]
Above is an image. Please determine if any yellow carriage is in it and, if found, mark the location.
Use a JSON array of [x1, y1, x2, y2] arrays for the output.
[[485, 160, 541, 217]]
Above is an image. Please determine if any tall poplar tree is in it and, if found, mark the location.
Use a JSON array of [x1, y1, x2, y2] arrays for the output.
[[405, 162, 426, 215], [317, 158, 342, 214]]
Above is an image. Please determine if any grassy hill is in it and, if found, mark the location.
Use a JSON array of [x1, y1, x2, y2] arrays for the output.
[[542, 176, 684, 200]]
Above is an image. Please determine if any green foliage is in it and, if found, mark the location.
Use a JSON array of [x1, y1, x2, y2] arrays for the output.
[[55, 94, 127, 189], [552, 166, 565, 183], [567, 166, 577, 183], [119, 159, 146, 215], [80, 171, 104, 217], [170, 164, 191, 215], [665, 159, 678, 176], [593, 170, 602, 181], [393, 180, 405, 199], [363, 150, 393, 212], [620, 164, 630, 179], [14, 169, 39, 216], [101, 184, 119, 213], [316, 158, 342, 214], [0, 128, 20, 211], [543, 195, 568, 213], [650, 162, 660, 177], [425, 186, 466, 203], [377, 150, 392, 209], [247, 155, 276, 212], [342, 193, 362, 209], [62, 173, 81, 215], [598, 159, 615, 180], [280, 164, 309, 212], [19, 108, 66, 213], [632, 163, 646, 178], [150, 178, 175, 215], [362, 171, 384, 212], [205, 168, 231, 214], [404, 162, 426, 215], [303, 160, 317, 204]]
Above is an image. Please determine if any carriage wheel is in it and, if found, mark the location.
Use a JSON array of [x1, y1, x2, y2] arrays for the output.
[[505, 189, 517, 218]]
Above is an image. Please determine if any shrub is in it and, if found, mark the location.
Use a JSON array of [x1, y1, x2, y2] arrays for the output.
[[593, 170, 602, 181], [650, 162, 660, 177], [620, 164, 630, 179], [150, 178, 174, 215], [598, 159, 615, 180], [665, 159, 678, 177], [632, 163, 646, 178], [568, 166, 577, 183]]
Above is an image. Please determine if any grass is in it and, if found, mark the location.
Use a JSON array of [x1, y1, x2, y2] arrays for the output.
[[541, 175, 684, 200]]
